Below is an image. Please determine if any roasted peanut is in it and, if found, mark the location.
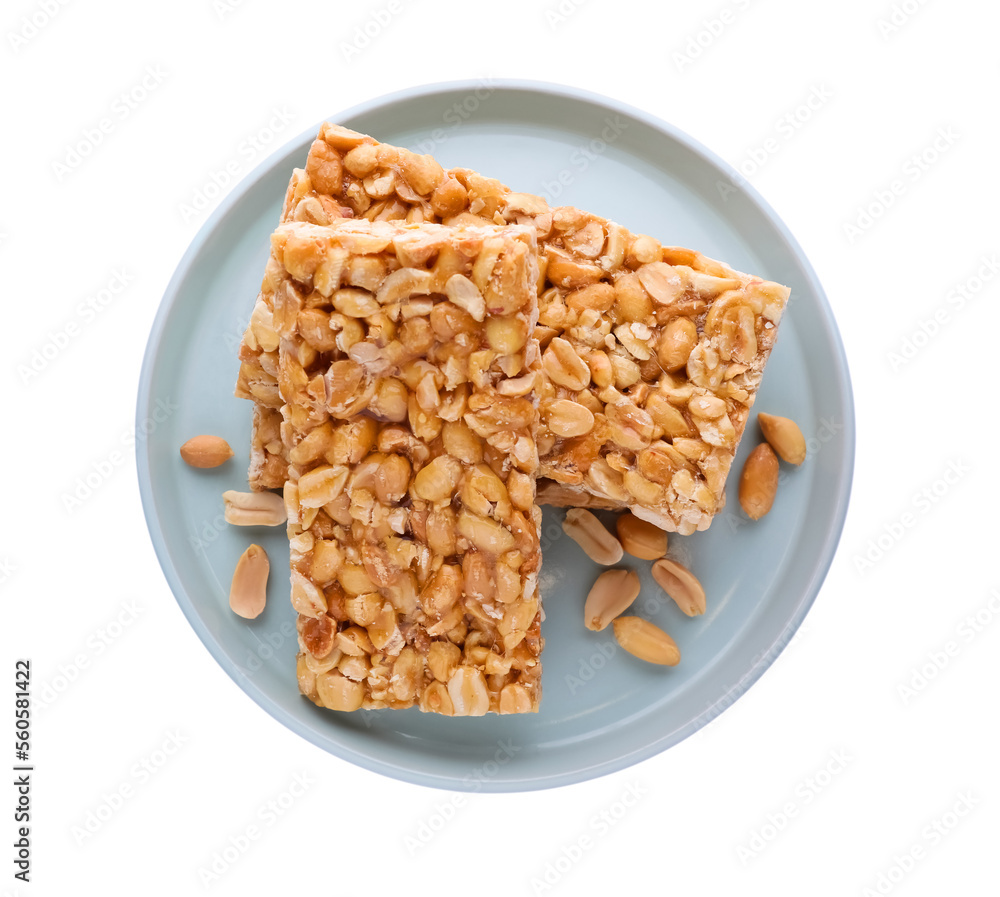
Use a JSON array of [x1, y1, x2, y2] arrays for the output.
[[637, 262, 683, 305], [298, 465, 349, 508], [316, 671, 364, 711], [300, 614, 335, 658], [584, 569, 641, 631], [222, 490, 287, 526], [562, 509, 624, 565], [616, 513, 668, 560], [739, 443, 779, 519], [229, 544, 269, 619], [758, 413, 807, 465], [656, 318, 698, 372], [651, 558, 706, 617], [612, 616, 680, 666], [499, 683, 533, 714], [542, 337, 591, 390], [180, 435, 233, 469], [447, 666, 490, 716], [546, 399, 596, 438]]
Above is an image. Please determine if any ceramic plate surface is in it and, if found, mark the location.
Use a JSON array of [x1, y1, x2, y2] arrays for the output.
[[137, 81, 854, 792]]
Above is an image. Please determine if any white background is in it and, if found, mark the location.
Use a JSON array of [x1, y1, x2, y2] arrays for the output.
[[2, 0, 997, 894]]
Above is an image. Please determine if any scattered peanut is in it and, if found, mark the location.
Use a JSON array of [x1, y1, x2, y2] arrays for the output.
[[223, 490, 287, 526], [758, 413, 807, 465], [651, 558, 706, 617], [562, 508, 624, 565], [612, 616, 680, 666], [616, 513, 668, 560], [738, 443, 779, 520], [584, 568, 641, 631], [180, 434, 233, 469], [229, 544, 269, 619]]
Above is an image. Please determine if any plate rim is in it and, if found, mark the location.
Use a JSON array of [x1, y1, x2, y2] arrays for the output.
[[136, 78, 856, 792]]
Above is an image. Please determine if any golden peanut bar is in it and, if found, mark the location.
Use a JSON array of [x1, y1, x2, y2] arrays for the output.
[[236, 124, 791, 534], [270, 219, 543, 715]]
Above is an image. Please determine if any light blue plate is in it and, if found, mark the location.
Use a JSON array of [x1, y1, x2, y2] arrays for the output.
[[136, 81, 854, 792]]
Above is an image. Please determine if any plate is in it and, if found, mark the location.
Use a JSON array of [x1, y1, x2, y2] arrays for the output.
[[136, 80, 854, 792]]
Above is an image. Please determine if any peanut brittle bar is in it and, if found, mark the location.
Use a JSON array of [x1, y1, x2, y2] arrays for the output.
[[237, 124, 790, 534], [271, 219, 544, 715]]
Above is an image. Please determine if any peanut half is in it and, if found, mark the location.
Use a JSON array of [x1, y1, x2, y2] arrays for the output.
[[562, 508, 624, 565], [546, 399, 596, 438], [651, 558, 706, 617], [758, 413, 806, 465], [738, 443, 779, 520], [616, 513, 668, 560], [223, 490, 287, 526], [316, 671, 365, 712], [584, 568, 640, 631], [229, 544, 269, 619], [448, 666, 491, 716], [180, 434, 233, 468], [612, 616, 680, 666]]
